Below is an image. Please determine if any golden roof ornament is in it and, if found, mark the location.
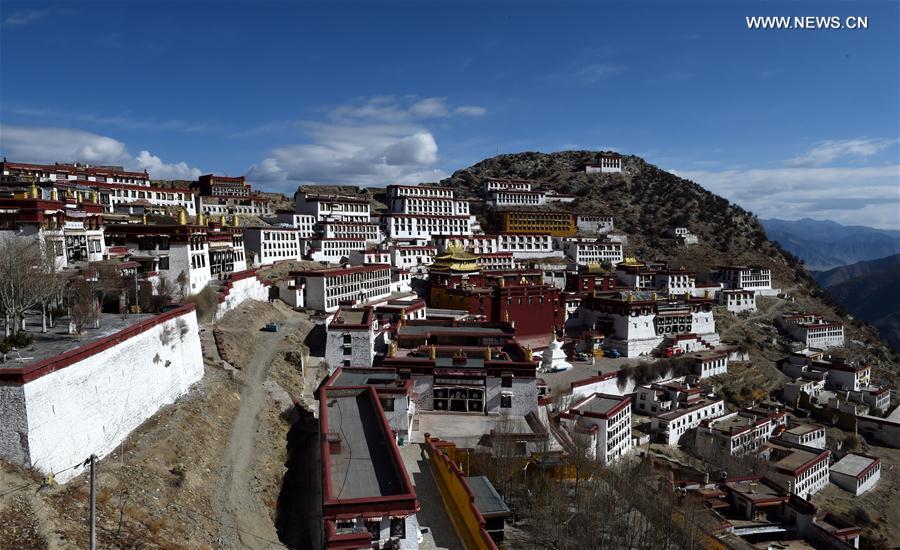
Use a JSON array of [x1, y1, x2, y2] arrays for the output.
[[627, 292, 634, 302], [400, 309, 407, 320], [525, 345, 533, 361], [219, 215, 227, 226], [429, 344, 436, 360], [484, 347, 491, 361], [704, 289, 710, 299], [50, 188, 58, 201], [141, 213, 148, 224], [232, 214, 240, 227], [503, 310, 510, 322], [498, 276, 505, 287], [651, 291, 657, 301], [388, 342, 397, 358], [178, 208, 188, 225], [30, 183, 38, 199]]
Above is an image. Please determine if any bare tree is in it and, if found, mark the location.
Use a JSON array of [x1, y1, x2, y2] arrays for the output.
[[0, 235, 58, 337]]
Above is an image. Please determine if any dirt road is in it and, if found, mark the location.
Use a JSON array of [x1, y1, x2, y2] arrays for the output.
[[216, 314, 305, 549]]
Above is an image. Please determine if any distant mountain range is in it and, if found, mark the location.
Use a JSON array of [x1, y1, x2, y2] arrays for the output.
[[761, 218, 900, 271], [813, 254, 900, 353]]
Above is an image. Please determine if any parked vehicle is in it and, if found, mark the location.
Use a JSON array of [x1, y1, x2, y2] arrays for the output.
[[262, 322, 279, 332], [603, 348, 622, 359]]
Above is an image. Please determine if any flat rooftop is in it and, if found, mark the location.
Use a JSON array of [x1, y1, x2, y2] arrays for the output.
[[831, 453, 878, 478], [330, 369, 399, 388], [727, 479, 784, 502], [785, 423, 822, 436], [711, 413, 759, 433], [466, 476, 511, 518], [398, 325, 509, 336], [772, 446, 823, 473], [324, 389, 407, 500], [572, 393, 628, 417], [0, 311, 156, 370]]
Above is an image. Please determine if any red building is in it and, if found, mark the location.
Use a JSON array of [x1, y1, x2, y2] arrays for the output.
[[427, 249, 564, 342]]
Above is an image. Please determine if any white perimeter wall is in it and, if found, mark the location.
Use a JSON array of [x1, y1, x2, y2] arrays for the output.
[[4, 308, 203, 482], [214, 272, 271, 321]]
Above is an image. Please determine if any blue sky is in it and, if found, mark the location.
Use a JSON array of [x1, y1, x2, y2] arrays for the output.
[[1, 1, 898, 228]]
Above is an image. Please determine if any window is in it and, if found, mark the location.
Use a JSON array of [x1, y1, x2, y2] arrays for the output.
[[501, 394, 512, 409], [380, 398, 395, 412], [501, 374, 513, 388], [158, 257, 170, 270], [343, 347, 352, 356], [343, 334, 352, 344]]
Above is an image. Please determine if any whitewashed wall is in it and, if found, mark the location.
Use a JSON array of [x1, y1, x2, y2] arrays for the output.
[[0, 307, 203, 482], [214, 270, 272, 321]]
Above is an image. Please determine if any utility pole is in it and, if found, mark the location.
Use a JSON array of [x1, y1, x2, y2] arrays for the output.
[[88, 454, 98, 550]]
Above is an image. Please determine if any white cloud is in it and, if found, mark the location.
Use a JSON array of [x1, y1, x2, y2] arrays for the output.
[[246, 121, 447, 189], [409, 98, 450, 118], [786, 138, 897, 167], [134, 150, 202, 180], [673, 165, 900, 229], [0, 124, 202, 180], [244, 95, 483, 190], [2, 9, 50, 27], [0, 126, 130, 165], [454, 105, 487, 117], [326, 96, 486, 124]]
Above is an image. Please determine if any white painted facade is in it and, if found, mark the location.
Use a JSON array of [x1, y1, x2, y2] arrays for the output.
[[495, 233, 558, 259], [576, 215, 614, 234], [488, 190, 546, 207], [717, 289, 757, 313], [308, 238, 367, 264], [243, 227, 303, 266], [651, 399, 726, 446], [382, 214, 474, 240], [294, 193, 371, 223], [584, 155, 622, 173], [830, 454, 881, 496], [0, 307, 203, 483], [560, 238, 624, 265], [297, 265, 392, 312]]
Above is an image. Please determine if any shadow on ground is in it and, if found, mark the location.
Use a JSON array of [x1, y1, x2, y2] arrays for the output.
[[276, 406, 321, 550]]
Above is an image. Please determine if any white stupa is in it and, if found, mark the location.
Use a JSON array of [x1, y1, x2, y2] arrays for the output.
[[541, 336, 572, 372]]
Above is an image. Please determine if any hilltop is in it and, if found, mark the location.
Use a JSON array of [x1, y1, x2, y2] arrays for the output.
[[439, 151, 898, 383]]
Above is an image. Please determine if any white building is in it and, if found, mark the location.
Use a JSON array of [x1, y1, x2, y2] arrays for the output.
[[778, 313, 845, 349], [483, 178, 532, 194], [294, 192, 371, 223], [780, 423, 827, 449], [672, 227, 698, 245], [386, 184, 469, 216], [320, 221, 383, 244], [715, 265, 775, 295], [381, 214, 473, 240], [583, 154, 622, 174], [433, 234, 499, 255], [557, 393, 632, 465], [308, 237, 367, 264], [390, 245, 436, 274], [265, 211, 317, 237], [495, 233, 558, 259], [696, 409, 787, 456], [243, 227, 303, 266], [830, 453, 881, 496], [717, 289, 757, 313], [291, 264, 392, 312], [488, 190, 547, 207], [576, 215, 614, 234], [325, 306, 385, 370], [559, 238, 624, 265], [655, 269, 696, 296], [650, 396, 726, 446], [766, 443, 831, 499], [691, 351, 729, 379], [477, 253, 517, 270], [105, 224, 212, 294]]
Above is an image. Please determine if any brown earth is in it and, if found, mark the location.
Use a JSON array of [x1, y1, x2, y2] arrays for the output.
[[0, 299, 325, 548]]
